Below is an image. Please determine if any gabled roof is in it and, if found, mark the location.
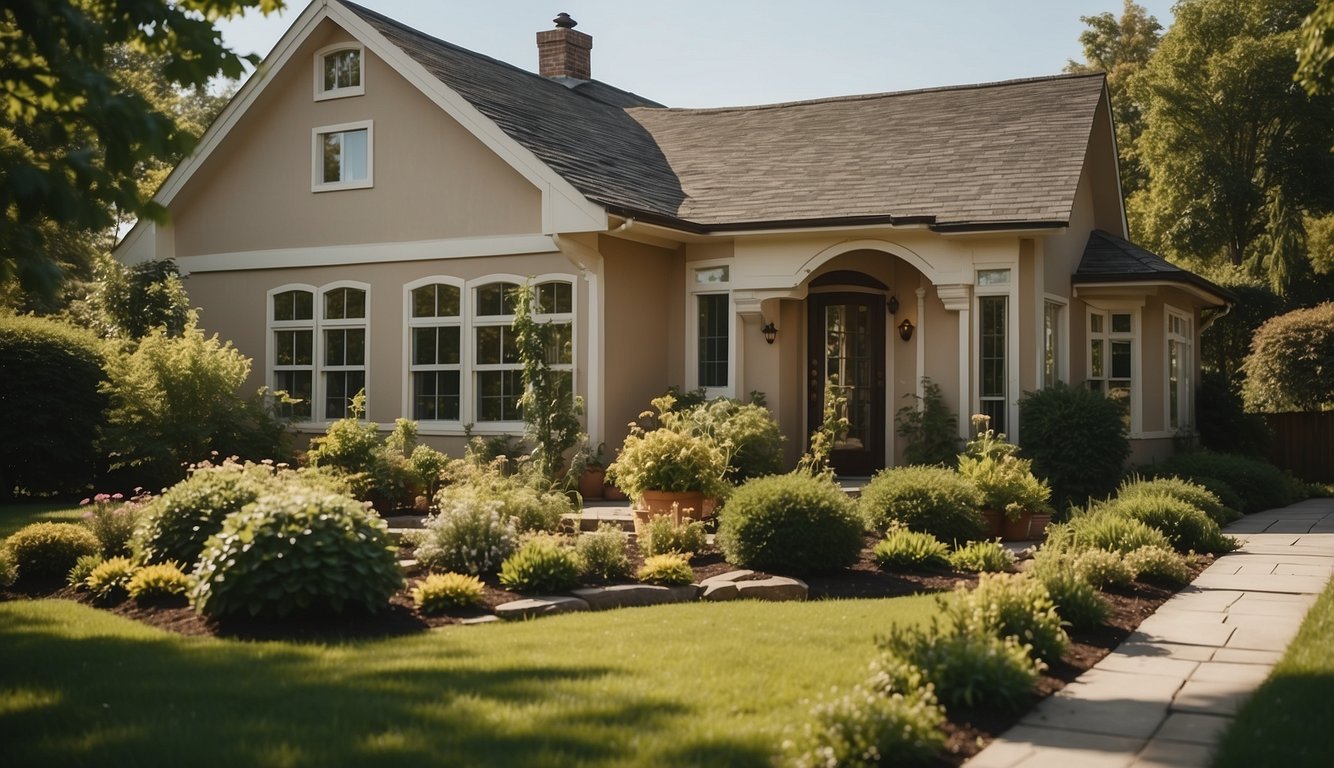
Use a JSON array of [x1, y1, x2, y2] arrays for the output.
[[1075, 230, 1235, 305], [343, 2, 1108, 233]]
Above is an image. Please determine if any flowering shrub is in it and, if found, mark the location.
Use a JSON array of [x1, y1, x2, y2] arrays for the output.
[[636, 553, 694, 585], [947, 540, 1014, 573], [880, 615, 1042, 711], [80, 491, 152, 557], [3, 522, 101, 583], [412, 572, 485, 613], [949, 573, 1068, 663], [717, 474, 864, 574], [1126, 545, 1191, 587], [956, 418, 1052, 520], [434, 457, 571, 534], [782, 672, 946, 767], [498, 536, 581, 594], [606, 395, 730, 500], [672, 396, 785, 482], [1073, 548, 1135, 588], [638, 514, 708, 557], [126, 562, 190, 602], [872, 527, 950, 571], [416, 498, 519, 576], [575, 523, 631, 580]]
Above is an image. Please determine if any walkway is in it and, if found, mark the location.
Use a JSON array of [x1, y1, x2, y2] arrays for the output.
[[967, 497, 1334, 768]]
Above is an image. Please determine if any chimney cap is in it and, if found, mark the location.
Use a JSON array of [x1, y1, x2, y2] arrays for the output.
[[553, 12, 577, 29]]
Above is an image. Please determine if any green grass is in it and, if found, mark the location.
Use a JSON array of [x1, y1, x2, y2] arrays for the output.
[[1213, 578, 1334, 767], [0, 595, 939, 767], [0, 503, 82, 539]]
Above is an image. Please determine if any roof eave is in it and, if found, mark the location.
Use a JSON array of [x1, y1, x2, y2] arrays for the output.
[[1072, 273, 1237, 306]]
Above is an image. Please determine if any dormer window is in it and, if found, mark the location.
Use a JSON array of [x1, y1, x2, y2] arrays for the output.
[[315, 44, 364, 100]]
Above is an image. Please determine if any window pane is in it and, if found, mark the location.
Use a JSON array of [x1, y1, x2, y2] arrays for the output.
[[342, 129, 368, 181], [325, 288, 345, 319], [412, 286, 434, 318], [1090, 313, 1103, 334], [1043, 302, 1060, 387], [413, 328, 436, 365], [979, 296, 1006, 398], [324, 371, 365, 420], [437, 285, 460, 316], [1091, 339, 1104, 378], [977, 269, 1010, 286], [323, 54, 338, 92], [694, 266, 729, 285], [1110, 339, 1131, 379], [342, 50, 360, 87], [322, 132, 341, 183], [344, 288, 365, 319], [477, 370, 523, 421], [413, 371, 460, 421], [325, 329, 346, 365], [697, 293, 729, 388], [274, 370, 312, 420], [346, 328, 365, 366], [1111, 313, 1131, 334], [476, 326, 502, 365], [273, 291, 293, 322], [546, 322, 573, 365], [537, 281, 572, 314], [476, 282, 517, 316]]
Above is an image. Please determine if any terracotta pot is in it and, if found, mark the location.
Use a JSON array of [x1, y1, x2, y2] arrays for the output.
[[578, 466, 605, 500], [638, 489, 708, 520], [1001, 511, 1052, 541], [980, 509, 1004, 538], [603, 483, 628, 502]]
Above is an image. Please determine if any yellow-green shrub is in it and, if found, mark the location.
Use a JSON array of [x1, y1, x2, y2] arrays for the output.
[[86, 556, 137, 600], [636, 554, 695, 586], [412, 573, 485, 613], [4, 522, 101, 583], [126, 562, 190, 601]]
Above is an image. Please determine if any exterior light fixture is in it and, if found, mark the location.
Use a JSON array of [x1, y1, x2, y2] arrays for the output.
[[762, 322, 778, 344], [887, 295, 900, 314], [898, 318, 915, 342]]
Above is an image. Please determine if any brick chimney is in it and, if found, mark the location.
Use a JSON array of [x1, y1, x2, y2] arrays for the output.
[[537, 13, 592, 80]]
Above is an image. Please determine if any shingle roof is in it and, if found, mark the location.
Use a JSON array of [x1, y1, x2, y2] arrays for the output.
[[1075, 230, 1235, 304], [345, 2, 1105, 231]]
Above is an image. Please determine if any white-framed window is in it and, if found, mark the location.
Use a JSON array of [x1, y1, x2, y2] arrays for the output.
[[1088, 308, 1136, 430], [269, 285, 316, 421], [1042, 298, 1066, 388], [1166, 307, 1193, 431], [687, 263, 732, 397], [975, 268, 1012, 434], [314, 43, 364, 100], [312, 120, 373, 192], [320, 283, 369, 420], [407, 279, 463, 423]]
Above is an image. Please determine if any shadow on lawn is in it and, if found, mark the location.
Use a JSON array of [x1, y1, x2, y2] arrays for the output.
[[0, 604, 772, 767]]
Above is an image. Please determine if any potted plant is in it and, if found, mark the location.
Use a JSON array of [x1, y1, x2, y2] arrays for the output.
[[571, 441, 607, 501], [957, 415, 1053, 541]]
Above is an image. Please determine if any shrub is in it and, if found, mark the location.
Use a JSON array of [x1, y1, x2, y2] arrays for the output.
[[1018, 382, 1130, 510], [1193, 476, 1246, 519], [638, 515, 708, 557], [1101, 495, 1239, 555], [859, 466, 985, 543], [0, 315, 107, 498], [80, 491, 151, 557], [416, 498, 519, 576], [1027, 554, 1110, 630], [1242, 302, 1334, 412], [0, 547, 18, 588], [1073, 548, 1135, 589], [133, 462, 272, 567], [86, 556, 137, 600], [126, 562, 190, 601], [191, 489, 403, 618], [948, 540, 1015, 573], [435, 456, 572, 533], [1046, 509, 1173, 554], [716, 474, 863, 574], [895, 377, 960, 468], [782, 673, 946, 768], [872, 528, 950, 571], [1156, 451, 1293, 514], [66, 553, 104, 588], [956, 424, 1052, 519], [498, 536, 581, 594], [1196, 371, 1271, 457], [880, 618, 1041, 711], [606, 396, 730, 500], [575, 523, 631, 580], [637, 553, 695, 585], [3, 522, 101, 583], [1126, 545, 1192, 587], [1118, 475, 1240, 526], [412, 573, 485, 613], [950, 573, 1067, 663], [675, 396, 785, 482]]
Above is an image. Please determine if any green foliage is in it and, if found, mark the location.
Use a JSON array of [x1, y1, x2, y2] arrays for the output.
[[872, 527, 950, 571], [880, 616, 1042, 711], [716, 474, 864, 575], [1046, 508, 1173, 554], [0, 547, 15, 588], [412, 573, 485, 613], [673, 396, 785, 482], [1027, 553, 1111, 630], [133, 461, 272, 567], [1156, 450, 1294, 514], [416, 498, 519, 576], [894, 378, 960, 467], [1243, 303, 1334, 412], [83, 258, 190, 340], [1073, 548, 1136, 589], [606, 396, 730, 500], [79, 491, 150, 557], [99, 318, 291, 489], [1197, 276, 1286, 394], [1118, 475, 1240, 526], [859, 466, 985, 543], [1101, 495, 1239, 555], [957, 421, 1052, 519], [636, 553, 695, 586], [947, 540, 1016, 573], [638, 515, 708, 557], [86, 556, 136, 600], [191, 489, 403, 618], [0, 314, 106, 497], [1126, 545, 1192, 587], [125, 562, 189, 602], [436, 456, 571, 534], [1018, 382, 1130, 511], [575, 523, 631, 580], [1298, 0, 1334, 95], [795, 383, 849, 479], [3, 521, 100, 582], [307, 410, 449, 510], [498, 536, 581, 594], [949, 573, 1068, 663], [66, 553, 103, 589], [305, 391, 383, 498], [512, 280, 585, 482]]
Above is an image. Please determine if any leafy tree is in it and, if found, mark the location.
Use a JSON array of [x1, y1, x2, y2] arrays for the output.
[[1129, 0, 1334, 296], [77, 256, 191, 340], [1242, 302, 1334, 412], [1065, 1, 1163, 197], [1297, 0, 1334, 94], [1, 0, 281, 301]]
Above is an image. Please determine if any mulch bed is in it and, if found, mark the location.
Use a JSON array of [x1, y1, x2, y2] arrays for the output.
[[0, 536, 1209, 764]]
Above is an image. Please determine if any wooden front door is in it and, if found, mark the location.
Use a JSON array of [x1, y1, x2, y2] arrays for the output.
[[807, 292, 886, 475]]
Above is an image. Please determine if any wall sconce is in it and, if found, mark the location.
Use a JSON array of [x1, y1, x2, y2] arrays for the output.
[[887, 295, 900, 314], [898, 318, 915, 342], [762, 322, 778, 344]]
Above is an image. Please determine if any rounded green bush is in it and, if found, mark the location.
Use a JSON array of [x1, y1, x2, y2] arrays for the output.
[[880, 625, 1041, 711], [638, 515, 708, 557], [1018, 382, 1130, 510], [1072, 548, 1135, 588], [1047, 509, 1173, 554], [0, 547, 17, 588], [953, 573, 1068, 663], [4, 522, 101, 583], [133, 464, 272, 567], [575, 523, 631, 580], [783, 672, 946, 768], [412, 572, 485, 613], [498, 537, 580, 594], [717, 474, 864, 574], [1156, 451, 1292, 514], [948, 540, 1015, 573], [859, 466, 985, 543], [872, 528, 950, 571], [1101, 495, 1238, 555], [126, 562, 190, 601], [1242, 302, 1334, 412], [191, 489, 403, 618], [1118, 475, 1239, 526], [636, 553, 695, 585], [1028, 554, 1109, 630], [1126, 545, 1191, 587], [0, 315, 107, 497], [416, 498, 518, 576]]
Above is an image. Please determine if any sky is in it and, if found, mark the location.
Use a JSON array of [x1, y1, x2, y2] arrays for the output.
[[216, 0, 1177, 108]]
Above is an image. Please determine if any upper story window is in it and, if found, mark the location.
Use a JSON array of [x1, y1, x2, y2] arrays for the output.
[[314, 44, 364, 100], [313, 121, 373, 192]]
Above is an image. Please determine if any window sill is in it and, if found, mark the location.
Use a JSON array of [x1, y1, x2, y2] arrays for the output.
[[312, 179, 373, 193], [315, 86, 365, 102]]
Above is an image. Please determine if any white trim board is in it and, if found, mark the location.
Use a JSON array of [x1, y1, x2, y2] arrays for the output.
[[177, 234, 559, 273]]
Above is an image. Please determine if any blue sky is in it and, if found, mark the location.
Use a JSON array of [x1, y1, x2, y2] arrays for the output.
[[218, 1, 1176, 108]]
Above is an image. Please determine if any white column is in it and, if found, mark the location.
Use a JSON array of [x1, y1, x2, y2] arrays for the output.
[[936, 284, 972, 442], [914, 284, 927, 402]]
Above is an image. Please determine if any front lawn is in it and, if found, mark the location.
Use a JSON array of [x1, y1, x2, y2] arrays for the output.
[[0, 503, 81, 539], [1212, 577, 1334, 768], [0, 595, 937, 767]]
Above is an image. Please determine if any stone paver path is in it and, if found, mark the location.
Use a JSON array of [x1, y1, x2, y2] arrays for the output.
[[967, 497, 1334, 768]]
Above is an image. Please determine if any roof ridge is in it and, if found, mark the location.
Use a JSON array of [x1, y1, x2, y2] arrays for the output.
[[628, 72, 1106, 116]]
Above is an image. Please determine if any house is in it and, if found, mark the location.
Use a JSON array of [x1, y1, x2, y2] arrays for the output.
[[116, 0, 1233, 474]]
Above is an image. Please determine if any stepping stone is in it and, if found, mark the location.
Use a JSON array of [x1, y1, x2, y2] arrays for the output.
[[571, 584, 699, 610], [701, 581, 740, 601], [459, 615, 501, 625], [699, 569, 756, 586], [494, 596, 590, 620], [734, 576, 808, 602]]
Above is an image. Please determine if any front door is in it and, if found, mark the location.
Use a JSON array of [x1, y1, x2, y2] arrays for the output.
[[807, 292, 886, 475]]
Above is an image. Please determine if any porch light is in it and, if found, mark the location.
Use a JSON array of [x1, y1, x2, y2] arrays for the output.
[[898, 318, 915, 342], [887, 295, 900, 314], [762, 322, 778, 344]]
